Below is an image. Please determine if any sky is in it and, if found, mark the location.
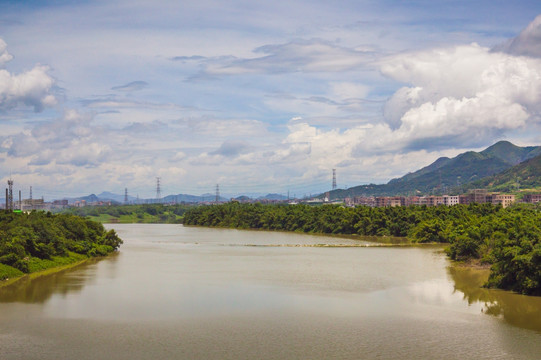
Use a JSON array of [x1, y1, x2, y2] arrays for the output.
[[1, 0, 541, 199]]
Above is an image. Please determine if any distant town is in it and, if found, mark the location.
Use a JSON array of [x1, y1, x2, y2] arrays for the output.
[[3, 177, 541, 211]]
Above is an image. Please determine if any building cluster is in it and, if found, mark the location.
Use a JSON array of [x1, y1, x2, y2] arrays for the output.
[[2, 178, 115, 211], [2, 198, 72, 211], [344, 189, 540, 208]]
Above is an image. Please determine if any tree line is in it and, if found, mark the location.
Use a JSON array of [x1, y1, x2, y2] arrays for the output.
[[0, 211, 123, 280], [184, 202, 541, 296], [63, 204, 191, 223]]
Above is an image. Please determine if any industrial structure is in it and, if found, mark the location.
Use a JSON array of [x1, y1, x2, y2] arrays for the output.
[[7, 178, 14, 210], [155, 177, 161, 203]]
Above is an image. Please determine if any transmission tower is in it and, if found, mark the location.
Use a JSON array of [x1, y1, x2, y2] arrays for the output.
[[332, 169, 337, 190], [156, 177, 161, 203], [7, 178, 14, 211], [124, 188, 128, 204], [215, 184, 220, 203]]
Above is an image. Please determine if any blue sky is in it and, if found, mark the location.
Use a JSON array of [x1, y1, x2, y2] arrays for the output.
[[1, 1, 541, 199]]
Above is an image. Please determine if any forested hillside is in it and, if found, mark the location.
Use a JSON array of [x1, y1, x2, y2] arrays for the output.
[[330, 141, 541, 198], [184, 203, 541, 295], [466, 154, 541, 192]]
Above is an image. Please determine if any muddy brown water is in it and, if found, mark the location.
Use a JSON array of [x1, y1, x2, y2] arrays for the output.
[[1, 224, 540, 359]]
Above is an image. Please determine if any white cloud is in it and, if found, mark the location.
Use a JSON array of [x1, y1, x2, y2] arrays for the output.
[[0, 39, 13, 67], [0, 38, 56, 112], [170, 151, 187, 162], [379, 43, 541, 147], [200, 39, 374, 76], [330, 82, 370, 101]]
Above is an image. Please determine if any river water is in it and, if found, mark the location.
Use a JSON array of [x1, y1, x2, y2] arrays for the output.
[[1, 224, 541, 359]]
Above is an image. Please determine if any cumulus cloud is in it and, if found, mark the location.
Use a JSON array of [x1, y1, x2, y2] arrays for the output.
[[379, 43, 541, 148], [377, 15, 541, 149], [4, 109, 109, 167], [269, 17, 541, 186], [276, 43, 541, 173], [0, 38, 56, 112], [0, 39, 13, 66], [170, 151, 187, 162], [210, 140, 252, 157]]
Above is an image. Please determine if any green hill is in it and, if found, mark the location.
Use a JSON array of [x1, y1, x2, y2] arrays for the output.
[[330, 141, 540, 199], [466, 153, 541, 192]]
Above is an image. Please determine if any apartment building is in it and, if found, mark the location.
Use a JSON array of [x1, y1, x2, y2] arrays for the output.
[[523, 194, 541, 204]]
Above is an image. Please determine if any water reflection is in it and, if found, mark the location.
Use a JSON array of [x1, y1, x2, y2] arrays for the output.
[[449, 266, 541, 333], [0, 254, 118, 304]]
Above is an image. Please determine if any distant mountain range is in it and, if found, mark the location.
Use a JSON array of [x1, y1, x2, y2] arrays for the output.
[[62, 192, 289, 204], [4, 140, 539, 205], [330, 141, 541, 199]]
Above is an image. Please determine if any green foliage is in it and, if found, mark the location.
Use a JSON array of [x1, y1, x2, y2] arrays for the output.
[[0, 263, 24, 281], [62, 204, 191, 224], [0, 211, 123, 277], [26, 252, 87, 273], [467, 153, 541, 192], [185, 202, 541, 295]]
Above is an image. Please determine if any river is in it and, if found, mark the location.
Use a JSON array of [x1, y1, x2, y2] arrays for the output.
[[1, 224, 540, 359]]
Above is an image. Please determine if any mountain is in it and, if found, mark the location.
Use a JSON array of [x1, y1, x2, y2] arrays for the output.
[[480, 141, 540, 165], [466, 153, 541, 192], [65, 194, 101, 204], [96, 191, 137, 203], [330, 141, 541, 199], [257, 193, 288, 201]]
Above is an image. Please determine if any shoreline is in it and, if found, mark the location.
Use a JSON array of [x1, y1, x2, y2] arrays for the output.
[[0, 253, 118, 288], [182, 224, 415, 245]]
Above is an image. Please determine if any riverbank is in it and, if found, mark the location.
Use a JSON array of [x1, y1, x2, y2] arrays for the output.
[[0, 252, 89, 287]]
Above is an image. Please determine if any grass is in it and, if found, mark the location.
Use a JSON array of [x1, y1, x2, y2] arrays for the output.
[[27, 252, 88, 273], [0, 263, 24, 281], [85, 212, 183, 224], [0, 252, 90, 286]]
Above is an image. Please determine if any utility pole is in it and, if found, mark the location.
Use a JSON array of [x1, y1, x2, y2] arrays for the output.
[[215, 184, 220, 203], [124, 188, 128, 204]]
